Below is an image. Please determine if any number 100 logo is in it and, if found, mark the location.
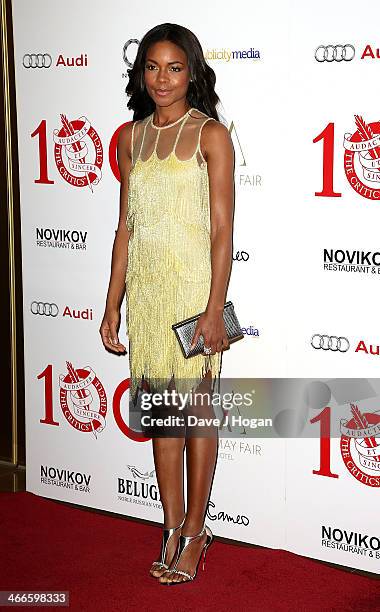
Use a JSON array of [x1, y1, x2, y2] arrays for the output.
[[314, 115, 380, 201]]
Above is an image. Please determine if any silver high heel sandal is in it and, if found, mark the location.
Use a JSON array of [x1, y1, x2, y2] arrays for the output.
[[150, 515, 186, 577], [160, 524, 213, 585]]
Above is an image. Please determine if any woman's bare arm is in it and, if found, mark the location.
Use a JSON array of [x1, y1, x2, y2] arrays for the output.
[[190, 119, 235, 354], [100, 122, 134, 353], [204, 119, 234, 314]]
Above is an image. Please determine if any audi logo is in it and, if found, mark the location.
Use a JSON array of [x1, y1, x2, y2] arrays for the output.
[[30, 302, 59, 317], [311, 334, 350, 352], [23, 53, 52, 68], [315, 44, 355, 63]]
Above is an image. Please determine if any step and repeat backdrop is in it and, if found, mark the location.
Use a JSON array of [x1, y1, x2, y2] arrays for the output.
[[12, 0, 379, 574]]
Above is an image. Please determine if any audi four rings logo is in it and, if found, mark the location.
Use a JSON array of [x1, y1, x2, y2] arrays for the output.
[[23, 54, 52, 68], [311, 334, 350, 352], [315, 44, 355, 62], [31, 302, 59, 317]]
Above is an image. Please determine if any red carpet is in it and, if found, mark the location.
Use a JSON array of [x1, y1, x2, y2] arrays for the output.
[[0, 492, 378, 611]]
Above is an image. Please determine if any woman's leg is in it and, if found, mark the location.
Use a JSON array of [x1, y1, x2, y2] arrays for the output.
[[159, 368, 218, 583], [150, 376, 186, 577]]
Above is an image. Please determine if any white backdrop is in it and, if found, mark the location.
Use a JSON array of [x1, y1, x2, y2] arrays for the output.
[[12, 0, 380, 573]]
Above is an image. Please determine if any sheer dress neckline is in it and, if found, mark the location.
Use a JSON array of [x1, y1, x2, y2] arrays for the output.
[[131, 107, 214, 167], [150, 107, 194, 130]]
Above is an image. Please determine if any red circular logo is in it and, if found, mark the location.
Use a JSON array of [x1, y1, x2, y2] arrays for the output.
[[53, 114, 103, 189], [340, 403, 380, 487], [59, 361, 107, 437], [344, 115, 380, 200]]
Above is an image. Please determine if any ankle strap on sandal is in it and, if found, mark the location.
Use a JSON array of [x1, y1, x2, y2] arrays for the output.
[[179, 524, 205, 542], [166, 514, 186, 533]]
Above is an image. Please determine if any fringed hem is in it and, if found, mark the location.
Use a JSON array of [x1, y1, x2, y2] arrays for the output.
[[130, 350, 223, 408]]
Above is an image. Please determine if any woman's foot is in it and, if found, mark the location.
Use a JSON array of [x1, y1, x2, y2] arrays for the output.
[[158, 527, 207, 584], [150, 516, 185, 578]]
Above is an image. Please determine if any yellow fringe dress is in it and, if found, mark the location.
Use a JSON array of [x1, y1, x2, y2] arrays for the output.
[[125, 107, 223, 402]]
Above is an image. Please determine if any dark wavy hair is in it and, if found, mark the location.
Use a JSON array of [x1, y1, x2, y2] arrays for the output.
[[125, 23, 221, 122]]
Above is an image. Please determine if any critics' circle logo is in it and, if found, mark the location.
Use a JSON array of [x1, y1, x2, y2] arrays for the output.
[[53, 114, 103, 190], [344, 115, 380, 200], [340, 403, 380, 487], [59, 361, 107, 437]]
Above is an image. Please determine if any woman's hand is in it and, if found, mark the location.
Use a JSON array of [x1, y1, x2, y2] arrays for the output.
[[190, 308, 229, 355], [99, 308, 126, 353]]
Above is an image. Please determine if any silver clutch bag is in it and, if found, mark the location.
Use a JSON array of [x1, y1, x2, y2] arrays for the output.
[[172, 300, 244, 358]]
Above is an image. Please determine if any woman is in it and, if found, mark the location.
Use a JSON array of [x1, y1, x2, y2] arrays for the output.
[[100, 23, 234, 585]]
